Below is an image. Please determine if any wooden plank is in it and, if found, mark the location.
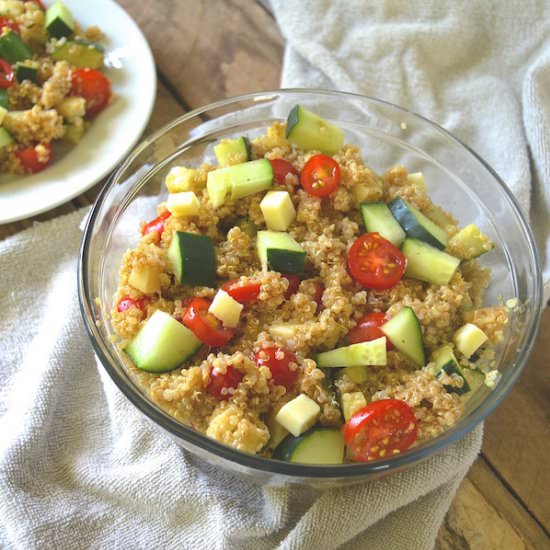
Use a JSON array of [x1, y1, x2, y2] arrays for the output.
[[116, 0, 284, 108], [482, 306, 550, 529]]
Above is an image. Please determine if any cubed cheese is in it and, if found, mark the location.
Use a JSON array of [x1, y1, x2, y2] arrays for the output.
[[128, 265, 161, 294], [165, 166, 201, 193], [341, 392, 367, 422], [166, 191, 200, 217], [341, 365, 369, 383], [275, 394, 320, 437], [58, 97, 86, 120], [260, 190, 296, 231], [453, 323, 488, 358], [406, 172, 428, 192], [208, 289, 243, 328]]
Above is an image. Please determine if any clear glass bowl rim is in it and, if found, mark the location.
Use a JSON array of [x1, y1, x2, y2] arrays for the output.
[[78, 88, 543, 478]]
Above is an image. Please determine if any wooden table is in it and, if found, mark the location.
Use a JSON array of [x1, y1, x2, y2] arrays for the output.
[[2, 2, 548, 547]]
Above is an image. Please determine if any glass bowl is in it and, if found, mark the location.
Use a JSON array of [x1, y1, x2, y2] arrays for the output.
[[78, 89, 542, 485]]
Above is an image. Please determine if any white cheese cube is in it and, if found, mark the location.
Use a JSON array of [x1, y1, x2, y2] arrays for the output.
[[260, 190, 296, 231], [166, 191, 200, 217], [128, 265, 161, 294], [165, 166, 201, 193], [453, 323, 488, 358], [208, 289, 243, 328], [341, 392, 367, 422], [275, 394, 320, 437], [58, 97, 86, 120]]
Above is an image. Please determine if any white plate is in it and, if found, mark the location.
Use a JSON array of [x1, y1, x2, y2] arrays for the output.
[[0, 0, 156, 223]]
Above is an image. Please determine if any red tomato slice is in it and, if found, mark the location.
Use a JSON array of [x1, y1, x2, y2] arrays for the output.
[[15, 143, 52, 173], [221, 279, 261, 304], [282, 274, 301, 299], [0, 18, 19, 35], [270, 158, 299, 186], [141, 211, 171, 244], [182, 297, 235, 347], [207, 365, 243, 400], [0, 57, 14, 89], [300, 154, 341, 197], [343, 399, 418, 461], [348, 312, 393, 350], [70, 68, 111, 117], [347, 232, 407, 290], [255, 345, 298, 390], [117, 296, 147, 314]]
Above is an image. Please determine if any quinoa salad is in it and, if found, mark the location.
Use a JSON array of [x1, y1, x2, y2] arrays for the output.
[[0, 0, 111, 174], [110, 105, 509, 464]]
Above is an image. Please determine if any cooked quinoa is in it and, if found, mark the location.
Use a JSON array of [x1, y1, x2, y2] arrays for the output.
[[110, 120, 508, 461], [0, 0, 111, 174]]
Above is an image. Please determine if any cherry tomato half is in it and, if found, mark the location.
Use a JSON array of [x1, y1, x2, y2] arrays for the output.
[[270, 158, 299, 186], [221, 279, 261, 304], [343, 399, 418, 461], [347, 232, 407, 290], [117, 296, 148, 314], [348, 312, 393, 350], [0, 58, 14, 89], [15, 143, 52, 173], [255, 345, 298, 390], [300, 154, 341, 197], [141, 211, 171, 244], [70, 68, 111, 117], [0, 17, 19, 34], [207, 365, 243, 400], [182, 297, 235, 347], [282, 274, 301, 299]]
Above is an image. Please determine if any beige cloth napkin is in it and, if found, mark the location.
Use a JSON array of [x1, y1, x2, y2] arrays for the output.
[[0, 209, 482, 550]]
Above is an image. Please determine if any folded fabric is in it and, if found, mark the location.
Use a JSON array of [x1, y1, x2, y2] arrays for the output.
[[0, 208, 482, 550], [271, 0, 550, 303]]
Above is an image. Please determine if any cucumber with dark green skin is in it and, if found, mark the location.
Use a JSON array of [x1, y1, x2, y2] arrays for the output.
[[167, 231, 217, 287], [125, 310, 202, 373], [389, 196, 448, 249], [214, 137, 251, 167], [402, 238, 460, 286], [360, 202, 406, 246], [381, 307, 425, 365], [0, 89, 8, 110], [52, 39, 104, 69], [15, 61, 39, 83], [0, 29, 32, 63], [273, 427, 345, 464], [432, 345, 470, 395], [45, 0, 74, 39], [256, 230, 306, 274], [286, 104, 344, 156], [316, 338, 387, 368]]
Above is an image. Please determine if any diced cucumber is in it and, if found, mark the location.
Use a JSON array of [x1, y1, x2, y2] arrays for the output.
[[0, 89, 8, 110], [234, 217, 257, 238], [167, 231, 217, 287], [63, 123, 84, 144], [447, 224, 494, 260], [260, 190, 296, 231], [273, 427, 345, 464], [15, 60, 39, 83], [360, 202, 406, 246], [0, 127, 13, 149], [432, 345, 470, 395], [286, 104, 344, 156], [206, 158, 273, 207], [275, 394, 320, 437], [125, 310, 202, 373], [453, 323, 488, 359], [45, 0, 74, 39], [389, 197, 449, 249], [402, 238, 460, 286], [0, 29, 32, 63], [460, 368, 485, 404], [214, 136, 251, 167], [256, 230, 306, 274], [381, 307, 425, 365], [52, 39, 104, 69], [208, 289, 243, 328], [315, 337, 387, 368], [341, 392, 367, 422]]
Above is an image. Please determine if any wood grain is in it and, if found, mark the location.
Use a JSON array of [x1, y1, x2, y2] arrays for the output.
[[116, 0, 284, 108]]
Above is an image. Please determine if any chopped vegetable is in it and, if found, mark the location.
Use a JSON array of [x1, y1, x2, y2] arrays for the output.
[[300, 153, 341, 197], [182, 297, 235, 347], [275, 394, 320, 437]]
